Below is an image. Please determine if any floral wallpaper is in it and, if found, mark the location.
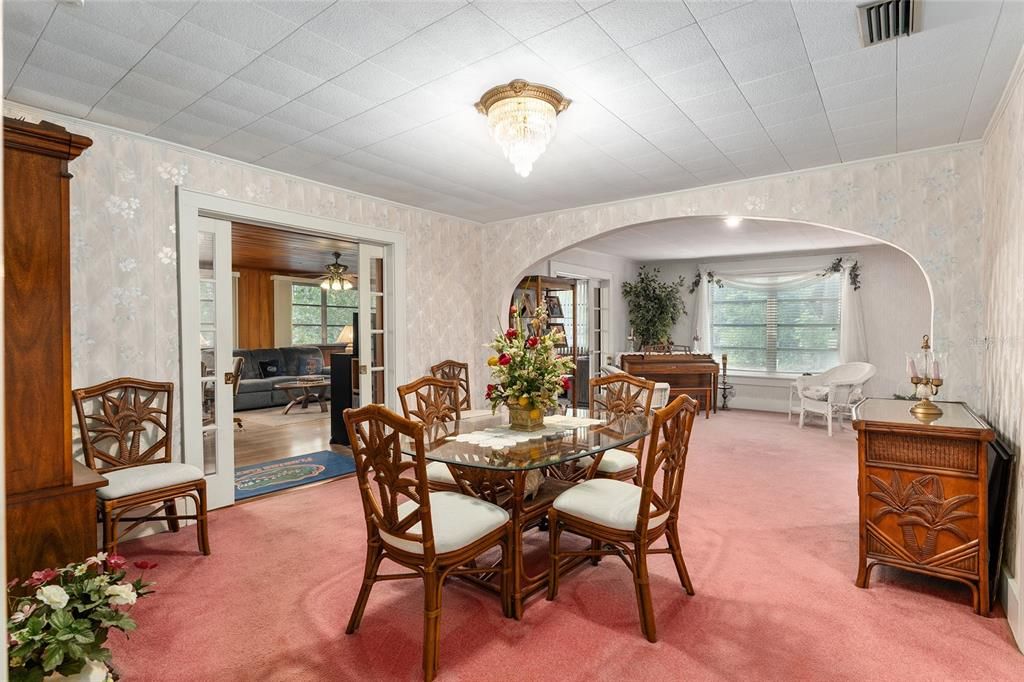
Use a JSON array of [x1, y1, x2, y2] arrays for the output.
[[480, 144, 988, 412], [3, 101, 483, 457], [983, 64, 1024, 591]]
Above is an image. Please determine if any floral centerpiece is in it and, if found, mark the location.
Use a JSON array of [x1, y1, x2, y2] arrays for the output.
[[7, 554, 156, 682], [485, 301, 575, 431]]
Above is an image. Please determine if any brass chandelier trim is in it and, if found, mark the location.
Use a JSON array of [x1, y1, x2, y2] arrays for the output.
[[474, 79, 572, 115]]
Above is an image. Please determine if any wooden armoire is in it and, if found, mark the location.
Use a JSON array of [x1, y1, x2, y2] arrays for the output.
[[4, 118, 107, 579]]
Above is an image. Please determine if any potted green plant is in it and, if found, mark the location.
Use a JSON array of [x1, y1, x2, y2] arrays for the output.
[[7, 554, 155, 682], [621, 266, 687, 349]]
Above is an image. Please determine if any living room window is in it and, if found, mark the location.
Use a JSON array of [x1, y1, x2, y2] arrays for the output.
[[711, 273, 841, 374], [290, 283, 357, 345]]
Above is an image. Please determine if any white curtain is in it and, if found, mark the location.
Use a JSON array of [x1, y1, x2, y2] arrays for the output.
[[839, 270, 868, 362], [692, 283, 712, 352]]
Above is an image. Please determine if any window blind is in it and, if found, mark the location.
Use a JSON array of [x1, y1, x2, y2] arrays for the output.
[[711, 274, 841, 373]]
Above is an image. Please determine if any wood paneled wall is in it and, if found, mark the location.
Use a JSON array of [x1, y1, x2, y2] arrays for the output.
[[236, 268, 275, 349]]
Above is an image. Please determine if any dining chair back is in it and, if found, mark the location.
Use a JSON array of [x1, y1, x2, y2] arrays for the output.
[[586, 373, 656, 481], [398, 376, 462, 426], [72, 377, 210, 555], [636, 394, 699, 538], [429, 359, 471, 411], [343, 403, 512, 681]]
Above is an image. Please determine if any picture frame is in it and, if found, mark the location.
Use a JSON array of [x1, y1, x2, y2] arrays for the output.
[[518, 290, 536, 317], [547, 322, 566, 341], [544, 295, 564, 318]]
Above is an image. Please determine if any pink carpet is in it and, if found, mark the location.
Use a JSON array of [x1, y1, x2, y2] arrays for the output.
[[108, 410, 1023, 680]]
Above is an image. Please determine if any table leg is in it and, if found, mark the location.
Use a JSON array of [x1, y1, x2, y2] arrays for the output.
[[712, 374, 718, 414], [282, 388, 300, 415], [509, 472, 526, 620]]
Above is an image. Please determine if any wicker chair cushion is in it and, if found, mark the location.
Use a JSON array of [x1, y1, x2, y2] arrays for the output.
[[553, 479, 665, 531], [379, 492, 508, 555], [97, 462, 203, 500]]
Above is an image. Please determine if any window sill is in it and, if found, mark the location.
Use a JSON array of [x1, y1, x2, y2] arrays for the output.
[[725, 371, 805, 386]]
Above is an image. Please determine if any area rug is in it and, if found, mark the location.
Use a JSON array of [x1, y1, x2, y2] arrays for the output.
[[233, 451, 355, 501], [237, 406, 331, 431]]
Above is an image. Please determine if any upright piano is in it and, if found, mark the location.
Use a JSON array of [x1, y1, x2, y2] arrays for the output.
[[620, 353, 720, 418]]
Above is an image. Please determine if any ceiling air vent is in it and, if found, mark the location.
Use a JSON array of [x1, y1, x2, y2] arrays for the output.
[[858, 0, 917, 46]]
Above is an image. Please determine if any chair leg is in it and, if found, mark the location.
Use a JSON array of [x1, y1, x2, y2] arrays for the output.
[[827, 409, 833, 437], [547, 509, 561, 601], [666, 523, 695, 595], [346, 542, 384, 634], [163, 499, 180, 532], [196, 486, 212, 555], [422, 569, 443, 682], [500, 533, 514, 619], [589, 538, 603, 566], [632, 546, 657, 643], [798, 407, 805, 429], [101, 508, 116, 556]]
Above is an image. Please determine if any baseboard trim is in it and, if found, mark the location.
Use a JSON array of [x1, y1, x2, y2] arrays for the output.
[[1002, 568, 1022, 652]]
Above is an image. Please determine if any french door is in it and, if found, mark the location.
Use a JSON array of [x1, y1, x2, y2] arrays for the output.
[[357, 243, 390, 405], [590, 279, 611, 379], [180, 217, 235, 509]]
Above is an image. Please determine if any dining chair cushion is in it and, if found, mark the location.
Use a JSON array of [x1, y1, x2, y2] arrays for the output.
[[578, 448, 637, 473], [379, 491, 509, 555], [553, 479, 666, 531], [96, 462, 204, 500], [426, 461, 456, 485], [800, 386, 831, 401]]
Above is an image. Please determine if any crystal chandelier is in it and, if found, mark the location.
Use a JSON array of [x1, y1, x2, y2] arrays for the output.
[[475, 80, 571, 178], [320, 252, 354, 291]]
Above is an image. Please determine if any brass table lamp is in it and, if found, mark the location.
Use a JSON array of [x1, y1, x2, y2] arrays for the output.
[[906, 334, 946, 421]]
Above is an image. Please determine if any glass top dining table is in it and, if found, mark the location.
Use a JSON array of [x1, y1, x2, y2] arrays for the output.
[[401, 408, 653, 471]]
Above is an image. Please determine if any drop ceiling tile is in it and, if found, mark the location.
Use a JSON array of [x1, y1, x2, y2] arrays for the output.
[[837, 138, 896, 162], [150, 112, 236, 149], [710, 128, 772, 153], [380, 88, 461, 127], [739, 64, 817, 107], [692, 167, 744, 184], [89, 91, 178, 133], [320, 108, 414, 148], [4, 30, 40, 93], [685, 1, 751, 22], [267, 100, 345, 133], [182, 2, 300, 51], [789, 0, 864, 63], [642, 118, 707, 148], [474, 1, 583, 41], [653, 60, 734, 102], [184, 97, 262, 130], [207, 129, 288, 162], [525, 15, 620, 71], [7, 72, 102, 119], [567, 51, 649, 96], [134, 49, 230, 96], [700, 0, 800, 53], [260, 146, 334, 175], [301, 3, 411, 58], [370, 1, 468, 34], [899, 84, 969, 120], [897, 57, 983, 98], [207, 77, 291, 117], [962, 0, 1024, 139], [4, 0, 54, 38], [55, 1, 184, 44], [766, 111, 832, 144], [781, 147, 841, 169], [826, 97, 895, 131], [626, 24, 716, 79], [369, 34, 466, 88], [597, 80, 673, 118], [265, 29, 362, 81], [735, 156, 790, 178], [598, 134, 659, 160], [157, 19, 261, 74], [245, 116, 314, 145], [818, 71, 895, 110], [726, 145, 785, 168], [23, 39, 127, 90], [618, 150, 684, 175], [297, 83, 376, 120], [110, 71, 201, 110], [331, 62, 416, 105], [679, 151, 737, 173], [256, 0, 334, 25], [293, 133, 355, 159], [43, 8, 153, 69], [417, 5, 517, 63], [591, 0, 695, 49], [811, 41, 895, 89], [236, 56, 325, 100], [832, 119, 895, 147], [753, 90, 824, 128], [677, 87, 750, 122], [620, 105, 691, 137], [716, 34, 810, 83], [662, 137, 725, 163]]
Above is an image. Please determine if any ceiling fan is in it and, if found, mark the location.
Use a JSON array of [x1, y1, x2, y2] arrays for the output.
[[319, 251, 354, 291]]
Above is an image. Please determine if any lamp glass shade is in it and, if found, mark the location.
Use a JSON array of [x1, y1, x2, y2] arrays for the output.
[[336, 324, 354, 347], [320, 280, 329, 290]]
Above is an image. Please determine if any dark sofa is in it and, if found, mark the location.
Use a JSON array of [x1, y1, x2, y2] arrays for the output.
[[232, 346, 330, 411]]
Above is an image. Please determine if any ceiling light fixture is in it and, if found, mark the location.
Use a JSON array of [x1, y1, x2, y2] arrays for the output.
[[475, 79, 571, 178], [320, 252, 354, 291], [724, 216, 743, 228]]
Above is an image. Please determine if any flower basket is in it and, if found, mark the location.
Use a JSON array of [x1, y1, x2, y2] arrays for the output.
[[485, 301, 574, 426], [508, 405, 545, 431]]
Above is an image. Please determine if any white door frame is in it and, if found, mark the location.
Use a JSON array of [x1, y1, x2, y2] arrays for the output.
[[549, 259, 616, 366], [176, 188, 407, 508]]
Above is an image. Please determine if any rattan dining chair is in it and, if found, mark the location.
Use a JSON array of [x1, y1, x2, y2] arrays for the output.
[[547, 394, 699, 642], [397, 376, 462, 491], [429, 359, 472, 411], [343, 404, 512, 681], [72, 377, 210, 556], [582, 373, 656, 482]]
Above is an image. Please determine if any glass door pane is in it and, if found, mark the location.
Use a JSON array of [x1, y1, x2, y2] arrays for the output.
[[358, 244, 389, 406]]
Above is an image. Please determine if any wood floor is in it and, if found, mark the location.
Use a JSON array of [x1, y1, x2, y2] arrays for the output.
[[234, 406, 349, 468]]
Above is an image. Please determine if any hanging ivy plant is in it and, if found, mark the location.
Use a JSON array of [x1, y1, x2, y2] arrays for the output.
[[621, 267, 687, 348], [820, 258, 862, 290], [688, 268, 724, 294]]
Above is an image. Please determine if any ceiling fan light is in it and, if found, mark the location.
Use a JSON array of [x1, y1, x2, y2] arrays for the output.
[[343, 279, 354, 290], [331, 279, 342, 291], [320, 280, 330, 290]]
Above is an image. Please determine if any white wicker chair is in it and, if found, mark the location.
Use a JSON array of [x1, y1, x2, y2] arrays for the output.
[[601, 365, 671, 408], [797, 362, 876, 436]]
